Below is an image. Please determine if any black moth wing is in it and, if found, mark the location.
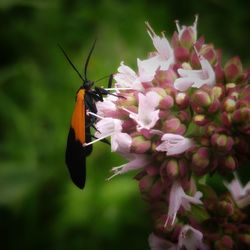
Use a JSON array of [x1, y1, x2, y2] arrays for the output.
[[65, 96, 93, 189]]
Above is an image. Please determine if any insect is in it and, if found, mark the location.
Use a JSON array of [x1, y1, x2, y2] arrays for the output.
[[59, 40, 113, 189]]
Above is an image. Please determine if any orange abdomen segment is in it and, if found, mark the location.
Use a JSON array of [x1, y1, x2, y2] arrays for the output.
[[71, 89, 85, 144]]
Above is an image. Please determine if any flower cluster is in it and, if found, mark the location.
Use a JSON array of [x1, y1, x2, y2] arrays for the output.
[[93, 16, 250, 249]]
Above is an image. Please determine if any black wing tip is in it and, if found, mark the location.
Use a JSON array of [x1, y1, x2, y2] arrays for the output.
[[71, 178, 85, 189]]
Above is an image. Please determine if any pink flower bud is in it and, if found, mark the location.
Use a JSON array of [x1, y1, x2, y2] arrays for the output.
[[220, 155, 238, 172], [221, 112, 232, 127], [131, 135, 151, 154], [205, 123, 217, 136], [178, 158, 188, 177], [175, 92, 189, 109], [139, 175, 155, 197], [166, 159, 179, 179], [225, 83, 237, 94], [218, 200, 234, 216], [122, 119, 136, 133], [215, 235, 233, 250], [211, 133, 234, 152], [174, 47, 189, 62], [214, 50, 225, 82], [149, 179, 164, 200], [224, 56, 243, 83], [145, 165, 159, 176], [200, 44, 217, 65], [159, 95, 174, 109], [162, 117, 186, 135], [191, 90, 211, 108], [179, 27, 197, 49], [223, 97, 236, 112], [191, 147, 210, 175], [208, 99, 220, 113], [177, 110, 191, 123], [154, 69, 177, 88], [211, 85, 225, 100], [193, 114, 209, 126]]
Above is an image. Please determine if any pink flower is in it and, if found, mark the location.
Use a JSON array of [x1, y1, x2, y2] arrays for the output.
[[174, 55, 215, 91], [86, 116, 132, 152], [137, 22, 174, 82], [107, 154, 151, 180], [148, 233, 177, 250], [96, 95, 117, 116], [124, 91, 160, 130], [114, 62, 144, 91], [224, 175, 250, 208], [156, 133, 194, 156], [165, 182, 203, 226], [178, 225, 208, 250]]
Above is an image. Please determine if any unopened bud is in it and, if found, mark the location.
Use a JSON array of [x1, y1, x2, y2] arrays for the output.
[[223, 97, 236, 112], [179, 27, 197, 49], [211, 85, 224, 100], [215, 235, 233, 250], [224, 56, 243, 83], [131, 135, 151, 154], [193, 114, 209, 126], [191, 147, 210, 175], [200, 44, 217, 65], [218, 200, 234, 216], [220, 155, 237, 172], [166, 159, 179, 179], [192, 90, 211, 108], [211, 133, 234, 152], [163, 117, 186, 135], [139, 175, 155, 197], [175, 92, 189, 109], [174, 47, 189, 62], [159, 95, 174, 109]]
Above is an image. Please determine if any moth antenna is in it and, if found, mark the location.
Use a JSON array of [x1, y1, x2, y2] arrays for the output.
[[84, 39, 97, 81], [58, 44, 85, 81]]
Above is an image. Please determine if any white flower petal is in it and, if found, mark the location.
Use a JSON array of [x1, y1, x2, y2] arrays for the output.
[[166, 182, 202, 226], [114, 62, 144, 90], [174, 56, 215, 92], [178, 225, 208, 250], [111, 132, 132, 153], [224, 174, 250, 208], [156, 133, 194, 156]]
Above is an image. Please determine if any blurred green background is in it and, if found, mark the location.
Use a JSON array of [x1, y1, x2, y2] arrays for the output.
[[0, 0, 249, 249]]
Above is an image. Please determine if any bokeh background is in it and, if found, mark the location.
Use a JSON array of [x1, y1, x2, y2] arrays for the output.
[[0, 0, 250, 249]]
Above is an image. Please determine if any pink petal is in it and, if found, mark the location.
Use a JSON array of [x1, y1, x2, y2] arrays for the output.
[[114, 62, 143, 90], [166, 182, 202, 226], [156, 133, 194, 156], [178, 225, 208, 250], [111, 132, 132, 153]]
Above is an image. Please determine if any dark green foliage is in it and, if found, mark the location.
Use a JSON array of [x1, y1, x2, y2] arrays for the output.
[[0, 0, 249, 249]]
